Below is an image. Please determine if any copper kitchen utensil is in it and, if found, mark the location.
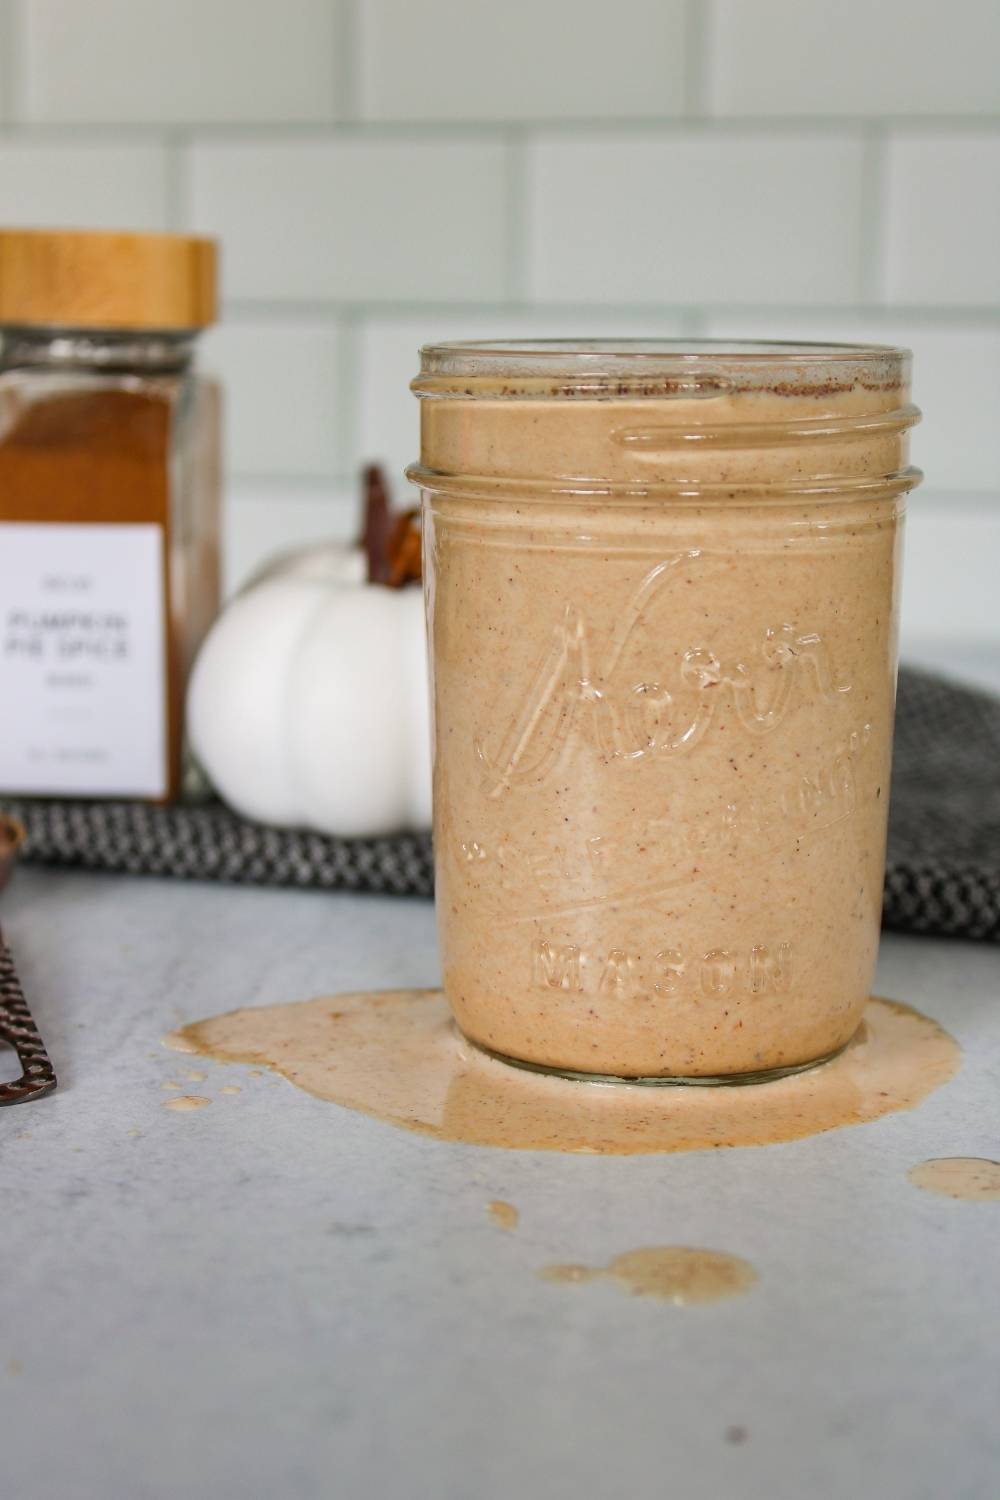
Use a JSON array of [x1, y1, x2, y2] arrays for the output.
[[0, 813, 22, 892], [0, 815, 57, 1105]]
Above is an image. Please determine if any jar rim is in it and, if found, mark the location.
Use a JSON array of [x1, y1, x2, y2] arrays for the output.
[[413, 338, 911, 399]]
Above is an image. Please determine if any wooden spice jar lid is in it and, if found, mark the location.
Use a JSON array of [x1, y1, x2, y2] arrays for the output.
[[0, 228, 218, 330]]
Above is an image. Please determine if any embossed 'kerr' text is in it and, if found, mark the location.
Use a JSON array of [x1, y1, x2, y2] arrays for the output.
[[476, 555, 851, 798]]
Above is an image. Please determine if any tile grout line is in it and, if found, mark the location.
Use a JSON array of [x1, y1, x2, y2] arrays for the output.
[[1, 0, 22, 126], [0, 116, 996, 142], [335, 0, 360, 123], [334, 309, 365, 489], [164, 131, 189, 232], [859, 123, 889, 305], [682, 0, 712, 117], [216, 297, 1000, 325], [681, 306, 710, 338], [503, 131, 529, 303]]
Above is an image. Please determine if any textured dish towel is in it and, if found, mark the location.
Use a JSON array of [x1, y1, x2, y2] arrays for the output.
[[2, 667, 998, 942]]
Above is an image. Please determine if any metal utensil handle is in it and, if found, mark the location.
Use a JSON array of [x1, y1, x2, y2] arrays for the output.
[[0, 935, 57, 1106]]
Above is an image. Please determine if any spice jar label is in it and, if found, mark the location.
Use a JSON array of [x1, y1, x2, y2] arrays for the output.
[[0, 522, 166, 797]]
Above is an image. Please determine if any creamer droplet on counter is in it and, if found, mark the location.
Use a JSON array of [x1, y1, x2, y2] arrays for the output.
[[162, 1094, 210, 1113], [908, 1157, 1000, 1201], [541, 1246, 757, 1305], [487, 1200, 519, 1231]]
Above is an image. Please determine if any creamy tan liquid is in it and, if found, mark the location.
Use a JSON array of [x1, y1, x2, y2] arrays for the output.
[[165, 990, 957, 1155], [540, 1246, 757, 1304], [420, 373, 913, 1078], [908, 1157, 1000, 1200]]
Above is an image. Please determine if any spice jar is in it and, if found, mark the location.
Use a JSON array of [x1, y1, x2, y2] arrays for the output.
[[0, 228, 220, 800], [411, 340, 920, 1082]]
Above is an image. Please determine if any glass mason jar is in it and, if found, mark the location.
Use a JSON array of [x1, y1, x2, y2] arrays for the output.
[[0, 229, 220, 802], [410, 340, 920, 1083]]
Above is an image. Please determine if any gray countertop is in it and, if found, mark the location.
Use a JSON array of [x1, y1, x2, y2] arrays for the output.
[[3, 867, 999, 1500]]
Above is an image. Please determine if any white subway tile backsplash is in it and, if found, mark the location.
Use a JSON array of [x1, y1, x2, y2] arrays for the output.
[[0, 142, 168, 228], [224, 480, 358, 595], [709, 0, 1000, 116], [357, 310, 689, 489], [189, 139, 509, 302], [885, 132, 1000, 306], [203, 320, 343, 478], [902, 327, 1000, 493], [527, 133, 865, 306], [900, 502, 1000, 650], [0, 0, 994, 654], [19, 0, 341, 124], [360, 0, 686, 122], [701, 312, 1000, 493]]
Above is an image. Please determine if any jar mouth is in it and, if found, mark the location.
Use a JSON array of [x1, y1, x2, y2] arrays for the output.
[[413, 338, 911, 400]]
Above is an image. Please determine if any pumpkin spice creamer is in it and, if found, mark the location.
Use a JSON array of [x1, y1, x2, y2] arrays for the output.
[[410, 340, 920, 1082], [0, 229, 219, 801]]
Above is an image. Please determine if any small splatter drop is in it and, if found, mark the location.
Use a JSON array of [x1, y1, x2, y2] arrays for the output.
[[185, 1070, 207, 1083], [726, 1425, 749, 1445], [541, 1263, 590, 1285], [161, 1080, 182, 1091], [487, 1200, 519, 1231], [908, 1157, 1000, 1201], [127, 1128, 142, 1138], [162, 1095, 210, 1113], [540, 1246, 757, 1305], [220, 1085, 241, 1095]]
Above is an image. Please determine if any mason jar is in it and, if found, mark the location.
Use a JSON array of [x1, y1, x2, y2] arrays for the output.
[[410, 341, 919, 1082]]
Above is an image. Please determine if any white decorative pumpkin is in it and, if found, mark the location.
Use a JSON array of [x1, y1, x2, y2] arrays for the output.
[[187, 538, 431, 837]]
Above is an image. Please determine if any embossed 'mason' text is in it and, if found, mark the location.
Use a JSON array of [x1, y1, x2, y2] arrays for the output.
[[531, 939, 792, 1000]]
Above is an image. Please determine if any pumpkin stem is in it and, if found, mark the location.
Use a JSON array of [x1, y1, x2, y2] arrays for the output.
[[359, 464, 421, 587], [386, 508, 422, 588], [360, 464, 393, 584]]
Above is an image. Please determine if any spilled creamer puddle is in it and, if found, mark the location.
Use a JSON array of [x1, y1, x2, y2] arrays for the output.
[[540, 1246, 757, 1304], [908, 1157, 1000, 1201], [164, 989, 959, 1154]]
